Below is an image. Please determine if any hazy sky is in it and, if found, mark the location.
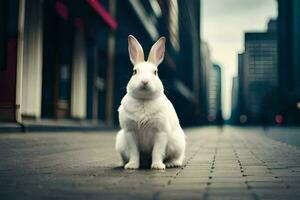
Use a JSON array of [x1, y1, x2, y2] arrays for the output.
[[202, 0, 277, 119]]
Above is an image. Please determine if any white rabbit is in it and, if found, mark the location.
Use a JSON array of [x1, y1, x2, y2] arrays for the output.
[[115, 35, 186, 170]]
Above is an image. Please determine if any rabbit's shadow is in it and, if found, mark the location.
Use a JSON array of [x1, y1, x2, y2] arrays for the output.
[[111, 165, 151, 171], [112, 154, 158, 171], [112, 161, 153, 171]]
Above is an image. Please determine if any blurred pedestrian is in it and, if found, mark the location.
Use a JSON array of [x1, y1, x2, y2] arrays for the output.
[[216, 110, 224, 133], [261, 113, 268, 131]]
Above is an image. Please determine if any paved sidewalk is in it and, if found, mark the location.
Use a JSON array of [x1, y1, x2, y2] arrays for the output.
[[0, 127, 300, 200]]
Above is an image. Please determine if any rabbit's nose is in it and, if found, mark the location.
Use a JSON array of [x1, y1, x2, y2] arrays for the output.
[[141, 80, 149, 85]]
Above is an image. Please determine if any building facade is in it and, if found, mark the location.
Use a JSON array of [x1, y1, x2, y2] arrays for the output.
[[278, 0, 300, 125], [237, 53, 246, 121], [0, 0, 204, 127], [230, 76, 239, 123], [207, 64, 222, 123], [200, 41, 211, 123], [239, 19, 278, 124], [0, 0, 118, 125], [200, 42, 222, 124]]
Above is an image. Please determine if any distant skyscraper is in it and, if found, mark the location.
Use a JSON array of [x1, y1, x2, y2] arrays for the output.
[[207, 64, 222, 123], [201, 42, 222, 123], [231, 53, 249, 124], [200, 41, 211, 122], [278, 0, 300, 124], [241, 19, 278, 123], [231, 76, 239, 123], [237, 53, 245, 115]]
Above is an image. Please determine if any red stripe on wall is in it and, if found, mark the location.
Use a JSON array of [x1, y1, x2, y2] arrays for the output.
[[55, 1, 69, 21], [86, 0, 118, 30]]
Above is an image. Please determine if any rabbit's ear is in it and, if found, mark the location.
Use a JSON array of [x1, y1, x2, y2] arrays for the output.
[[147, 37, 166, 66], [128, 35, 144, 65]]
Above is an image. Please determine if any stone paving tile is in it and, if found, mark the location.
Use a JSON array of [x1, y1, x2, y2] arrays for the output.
[[206, 195, 255, 200], [157, 190, 205, 200], [253, 188, 300, 200], [0, 127, 300, 199], [209, 184, 248, 190], [247, 181, 287, 188]]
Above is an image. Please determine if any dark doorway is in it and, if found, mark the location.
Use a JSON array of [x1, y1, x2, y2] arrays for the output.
[[41, 1, 74, 119]]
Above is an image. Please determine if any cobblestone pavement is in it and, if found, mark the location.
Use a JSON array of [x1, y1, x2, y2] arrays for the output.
[[1, 127, 300, 200]]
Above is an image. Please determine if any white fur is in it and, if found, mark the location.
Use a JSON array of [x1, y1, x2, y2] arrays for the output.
[[115, 35, 186, 170]]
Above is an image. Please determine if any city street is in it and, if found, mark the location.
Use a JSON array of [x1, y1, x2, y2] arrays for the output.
[[1, 127, 300, 200]]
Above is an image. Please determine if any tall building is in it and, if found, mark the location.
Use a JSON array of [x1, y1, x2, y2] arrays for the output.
[[237, 53, 245, 116], [200, 41, 211, 123], [278, 0, 300, 124], [207, 64, 222, 123], [0, 0, 120, 124], [0, 0, 204, 127], [230, 76, 239, 123], [200, 42, 222, 123], [230, 53, 249, 124], [175, 0, 203, 125], [113, 0, 202, 126], [240, 19, 278, 124]]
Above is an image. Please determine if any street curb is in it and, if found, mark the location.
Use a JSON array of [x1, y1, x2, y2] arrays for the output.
[[0, 123, 117, 133]]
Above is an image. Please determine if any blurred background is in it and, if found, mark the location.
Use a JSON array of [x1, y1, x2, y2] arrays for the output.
[[0, 0, 299, 129]]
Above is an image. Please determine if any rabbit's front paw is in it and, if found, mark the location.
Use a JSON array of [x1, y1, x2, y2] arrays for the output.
[[151, 162, 166, 170], [124, 162, 139, 170], [165, 161, 182, 168]]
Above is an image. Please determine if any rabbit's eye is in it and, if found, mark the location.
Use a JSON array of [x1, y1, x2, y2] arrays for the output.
[[154, 70, 157, 75], [133, 69, 137, 75]]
